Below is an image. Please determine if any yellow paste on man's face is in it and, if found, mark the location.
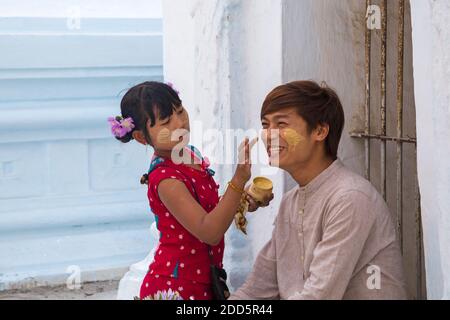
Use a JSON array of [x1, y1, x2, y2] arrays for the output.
[[157, 128, 171, 144], [280, 128, 304, 151]]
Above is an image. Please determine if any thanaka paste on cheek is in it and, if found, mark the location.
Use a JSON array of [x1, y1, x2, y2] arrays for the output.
[[157, 128, 171, 144], [281, 128, 305, 151]]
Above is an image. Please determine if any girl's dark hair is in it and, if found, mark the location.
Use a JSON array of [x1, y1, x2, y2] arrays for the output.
[[117, 81, 182, 144]]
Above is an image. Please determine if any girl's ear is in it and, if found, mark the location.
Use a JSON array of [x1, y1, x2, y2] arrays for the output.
[[132, 130, 148, 146]]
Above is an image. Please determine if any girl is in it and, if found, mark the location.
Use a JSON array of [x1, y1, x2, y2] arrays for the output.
[[109, 81, 258, 300]]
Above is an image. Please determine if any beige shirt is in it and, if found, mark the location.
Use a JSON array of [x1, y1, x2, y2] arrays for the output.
[[230, 160, 407, 300]]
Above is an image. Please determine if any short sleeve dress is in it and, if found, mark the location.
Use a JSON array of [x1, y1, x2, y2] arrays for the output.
[[139, 146, 224, 300]]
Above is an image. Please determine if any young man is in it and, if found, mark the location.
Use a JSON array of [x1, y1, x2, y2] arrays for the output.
[[231, 81, 407, 300]]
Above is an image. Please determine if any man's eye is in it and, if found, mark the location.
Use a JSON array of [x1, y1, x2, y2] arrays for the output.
[[278, 122, 287, 127]]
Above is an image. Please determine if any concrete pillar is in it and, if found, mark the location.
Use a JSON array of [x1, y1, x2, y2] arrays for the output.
[[410, 0, 450, 300], [281, 0, 367, 190], [162, 0, 285, 290]]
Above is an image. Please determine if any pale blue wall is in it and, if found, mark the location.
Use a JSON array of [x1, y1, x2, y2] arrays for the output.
[[0, 14, 162, 289]]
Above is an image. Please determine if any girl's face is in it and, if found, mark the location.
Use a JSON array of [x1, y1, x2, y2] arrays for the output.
[[147, 104, 191, 152]]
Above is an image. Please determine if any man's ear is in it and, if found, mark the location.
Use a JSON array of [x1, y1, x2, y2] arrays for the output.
[[314, 123, 329, 142], [132, 130, 148, 146]]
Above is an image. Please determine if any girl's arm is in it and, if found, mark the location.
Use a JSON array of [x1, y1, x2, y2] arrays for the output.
[[158, 138, 256, 246]]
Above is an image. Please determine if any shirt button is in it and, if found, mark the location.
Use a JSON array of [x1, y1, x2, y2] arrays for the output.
[[299, 209, 304, 215]]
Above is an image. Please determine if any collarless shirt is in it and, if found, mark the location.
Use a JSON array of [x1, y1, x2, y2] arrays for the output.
[[230, 159, 407, 300]]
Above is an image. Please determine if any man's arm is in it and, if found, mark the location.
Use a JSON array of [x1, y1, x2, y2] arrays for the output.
[[229, 226, 279, 300], [289, 190, 376, 300]]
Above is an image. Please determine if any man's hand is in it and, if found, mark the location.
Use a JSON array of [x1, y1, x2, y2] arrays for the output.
[[245, 185, 274, 212]]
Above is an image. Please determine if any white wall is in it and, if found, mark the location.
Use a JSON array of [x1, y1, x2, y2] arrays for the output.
[[410, 0, 450, 300], [0, 0, 162, 18], [0, 0, 163, 291], [282, 0, 366, 183], [162, 0, 285, 289]]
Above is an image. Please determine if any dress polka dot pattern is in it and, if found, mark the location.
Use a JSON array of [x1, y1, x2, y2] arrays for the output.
[[139, 156, 224, 301]]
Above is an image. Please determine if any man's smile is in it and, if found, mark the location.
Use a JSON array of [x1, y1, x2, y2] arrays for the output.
[[267, 145, 287, 157]]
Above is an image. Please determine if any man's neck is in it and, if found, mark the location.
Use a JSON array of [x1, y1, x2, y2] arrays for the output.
[[289, 154, 335, 188]]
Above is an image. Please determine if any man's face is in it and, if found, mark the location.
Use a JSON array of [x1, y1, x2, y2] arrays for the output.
[[261, 108, 319, 170]]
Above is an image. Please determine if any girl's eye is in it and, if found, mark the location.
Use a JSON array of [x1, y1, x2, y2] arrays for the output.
[[177, 108, 184, 115]]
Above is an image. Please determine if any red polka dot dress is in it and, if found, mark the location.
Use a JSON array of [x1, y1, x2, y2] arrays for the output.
[[139, 146, 224, 300]]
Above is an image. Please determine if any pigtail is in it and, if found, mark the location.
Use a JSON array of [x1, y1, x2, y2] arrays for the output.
[[140, 173, 149, 185], [116, 131, 134, 143]]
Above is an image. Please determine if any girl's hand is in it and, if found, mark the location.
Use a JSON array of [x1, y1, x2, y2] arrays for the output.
[[232, 137, 258, 188]]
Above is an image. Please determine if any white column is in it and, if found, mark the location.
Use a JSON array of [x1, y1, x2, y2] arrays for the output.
[[162, 0, 285, 290], [410, 0, 450, 300], [281, 0, 367, 178]]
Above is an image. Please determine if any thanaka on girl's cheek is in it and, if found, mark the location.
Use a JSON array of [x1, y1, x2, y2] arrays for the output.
[[157, 128, 171, 144]]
